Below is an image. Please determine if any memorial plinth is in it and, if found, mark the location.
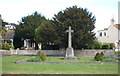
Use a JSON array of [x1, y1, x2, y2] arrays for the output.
[[64, 26, 77, 60]]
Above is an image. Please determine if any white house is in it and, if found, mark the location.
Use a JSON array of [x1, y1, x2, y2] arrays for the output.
[[97, 19, 120, 51]]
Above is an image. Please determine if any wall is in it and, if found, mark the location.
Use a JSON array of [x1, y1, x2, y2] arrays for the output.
[[97, 25, 118, 44], [107, 25, 118, 43], [1, 49, 114, 57], [97, 30, 108, 43]]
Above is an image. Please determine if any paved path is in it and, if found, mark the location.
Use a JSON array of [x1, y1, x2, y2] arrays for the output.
[[15, 62, 119, 65], [0, 55, 12, 58]]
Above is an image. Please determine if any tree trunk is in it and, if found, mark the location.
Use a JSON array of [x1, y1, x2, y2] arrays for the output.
[[35, 43, 38, 50]]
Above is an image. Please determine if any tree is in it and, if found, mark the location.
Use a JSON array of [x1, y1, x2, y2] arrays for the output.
[[13, 12, 46, 49], [0, 20, 8, 37], [53, 6, 96, 49], [35, 20, 58, 50]]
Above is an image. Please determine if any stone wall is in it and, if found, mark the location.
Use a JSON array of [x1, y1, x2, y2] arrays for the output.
[[74, 50, 114, 57], [0, 49, 114, 57]]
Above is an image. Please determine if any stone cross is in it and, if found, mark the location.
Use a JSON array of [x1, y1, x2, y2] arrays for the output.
[[66, 26, 74, 48], [64, 26, 77, 59]]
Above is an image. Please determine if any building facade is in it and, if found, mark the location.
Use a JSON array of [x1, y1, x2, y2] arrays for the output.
[[97, 22, 120, 51]]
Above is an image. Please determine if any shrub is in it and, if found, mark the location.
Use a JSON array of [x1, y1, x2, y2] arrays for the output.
[[101, 43, 110, 49], [27, 51, 47, 62], [27, 56, 42, 62], [92, 41, 102, 49], [2, 43, 14, 50], [114, 51, 120, 54], [37, 51, 41, 56], [100, 52, 104, 58], [40, 52, 47, 61], [94, 52, 105, 61], [102, 57, 117, 62], [94, 52, 101, 61], [109, 43, 114, 49]]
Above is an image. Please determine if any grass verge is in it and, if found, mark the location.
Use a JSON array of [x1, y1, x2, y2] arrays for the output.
[[2, 55, 119, 74]]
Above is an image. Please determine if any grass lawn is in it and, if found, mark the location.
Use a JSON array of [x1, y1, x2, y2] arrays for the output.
[[0, 55, 2, 57], [2, 56, 119, 74]]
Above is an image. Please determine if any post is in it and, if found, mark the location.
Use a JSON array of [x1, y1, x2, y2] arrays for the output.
[[118, 2, 120, 51]]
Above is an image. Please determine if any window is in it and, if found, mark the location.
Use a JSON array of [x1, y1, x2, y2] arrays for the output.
[[99, 32, 102, 36], [104, 32, 106, 36]]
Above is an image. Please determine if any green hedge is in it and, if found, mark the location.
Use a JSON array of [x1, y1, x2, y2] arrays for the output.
[[101, 43, 110, 49], [92, 41, 102, 49]]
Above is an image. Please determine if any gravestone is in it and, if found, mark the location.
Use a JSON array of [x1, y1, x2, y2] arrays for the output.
[[64, 26, 77, 59]]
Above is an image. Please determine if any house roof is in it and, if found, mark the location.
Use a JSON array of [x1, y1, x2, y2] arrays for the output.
[[3, 30, 15, 40], [114, 24, 120, 29], [98, 24, 120, 32]]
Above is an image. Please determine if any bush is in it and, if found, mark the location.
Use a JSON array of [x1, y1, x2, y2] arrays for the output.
[[92, 41, 102, 49], [100, 52, 104, 58], [27, 56, 42, 62], [2, 43, 14, 50], [37, 51, 41, 56], [101, 43, 110, 49], [94, 52, 101, 61], [102, 57, 117, 62], [94, 52, 104, 61], [40, 52, 47, 61], [109, 43, 114, 49], [27, 51, 47, 62], [114, 51, 120, 54]]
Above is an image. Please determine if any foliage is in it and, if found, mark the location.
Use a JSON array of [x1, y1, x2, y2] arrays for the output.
[[94, 52, 105, 61], [27, 56, 42, 62], [0, 20, 8, 37], [35, 20, 58, 49], [2, 43, 14, 50], [53, 5, 96, 49], [27, 51, 47, 62], [92, 41, 102, 49], [100, 52, 104, 58], [94, 52, 101, 61], [108, 43, 115, 49], [102, 43, 110, 49], [37, 51, 41, 56], [40, 52, 47, 61], [13, 11, 47, 49], [0, 27, 7, 37], [114, 51, 120, 54], [94, 52, 118, 62], [102, 57, 117, 62]]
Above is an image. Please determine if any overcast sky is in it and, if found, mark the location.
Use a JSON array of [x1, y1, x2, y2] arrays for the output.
[[0, 0, 119, 32]]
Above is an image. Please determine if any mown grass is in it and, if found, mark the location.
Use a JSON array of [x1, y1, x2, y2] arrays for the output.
[[2, 56, 119, 74], [0, 55, 2, 57]]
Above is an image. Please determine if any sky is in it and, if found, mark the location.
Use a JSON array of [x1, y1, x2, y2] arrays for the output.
[[0, 0, 119, 32]]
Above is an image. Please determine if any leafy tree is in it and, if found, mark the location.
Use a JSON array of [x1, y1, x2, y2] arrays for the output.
[[0, 20, 8, 37], [35, 20, 58, 49], [13, 12, 46, 49], [53, 6, 96, 49]]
